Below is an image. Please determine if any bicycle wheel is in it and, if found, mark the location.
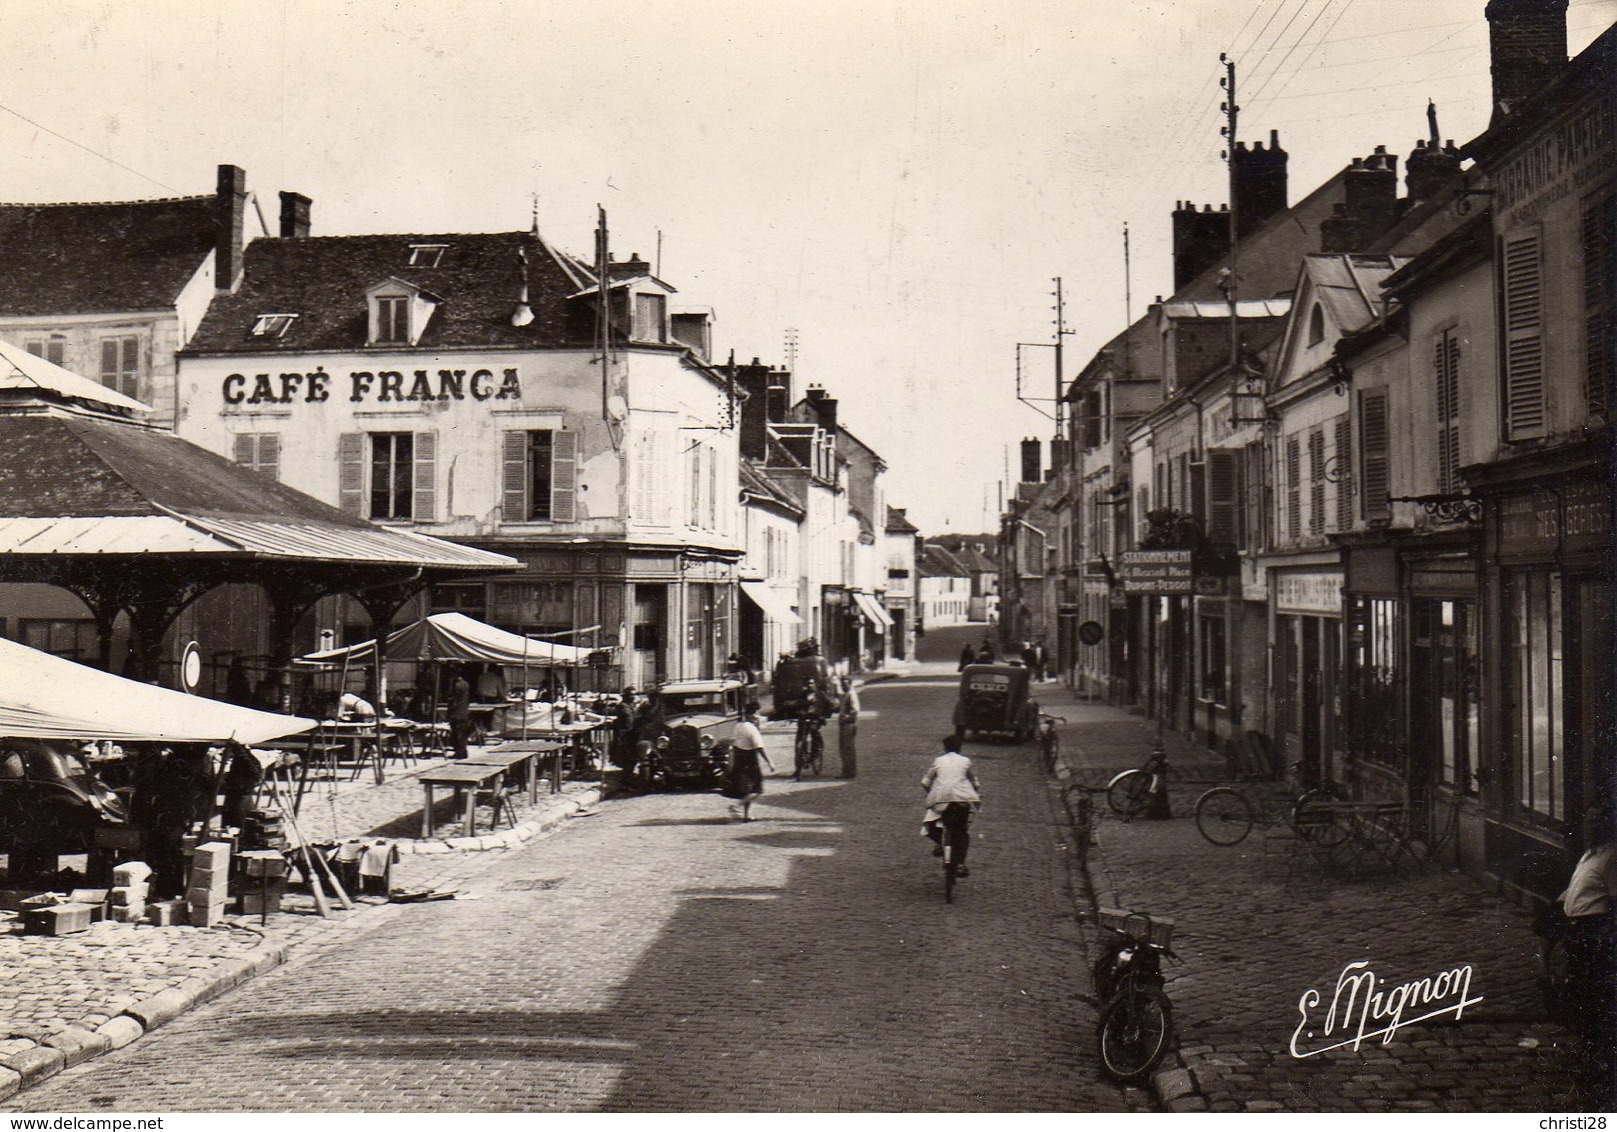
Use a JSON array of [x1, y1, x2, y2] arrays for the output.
[[794, 728, 810, 777], [808, 728, 824, 776], [1042, 733, 1061, 773], [1195, 787, 1255, 846], [1292, 784, 1350, 847], [1107, 770, 1154, 818], [942, 825, 956, 903], [1097, 985, 1174, 1084]]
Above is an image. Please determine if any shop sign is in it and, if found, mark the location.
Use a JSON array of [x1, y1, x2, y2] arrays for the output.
[[1494, 98, 1613, 227], [1241, 557, 1267, 602], [222, 366, 524, 407], [1118, 549, 1194, 594], [1275, 571, 1342, 615], [1497, 481, 1610, 557]]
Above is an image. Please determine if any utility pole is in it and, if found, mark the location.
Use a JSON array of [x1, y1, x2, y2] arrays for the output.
[[1220, 53, 1241, 378], [1052, 277, 1067, 444]]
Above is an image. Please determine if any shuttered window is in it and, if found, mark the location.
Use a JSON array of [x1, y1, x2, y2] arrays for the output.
[[1359, 389, 1390, 521], [1584, 192, 1616, 419], [99, 335, 141, 399], [369, 433, 414, 520], [501, 429, 577, 523], [1435, 328, 1462, 493], [232, 433, 281, 480], [1205, 448, 1238, 547], [1284, 435, 1301, 542], [1502, 228, 1546, 440], [1308, 429, 1326, 536], [338, 431, 435, 520], [1332, 414, 1352, 531]]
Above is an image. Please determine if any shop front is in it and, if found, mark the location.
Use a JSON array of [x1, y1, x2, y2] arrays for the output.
[[1271, 568, 1344, 788]]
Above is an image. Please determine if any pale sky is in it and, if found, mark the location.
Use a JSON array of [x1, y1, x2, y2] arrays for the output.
[[3, 0, 1613, 533]]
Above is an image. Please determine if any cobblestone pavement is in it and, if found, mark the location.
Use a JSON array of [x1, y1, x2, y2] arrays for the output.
[[9, 654, 1140, 1112], [1056, 696, 1583, 1112]]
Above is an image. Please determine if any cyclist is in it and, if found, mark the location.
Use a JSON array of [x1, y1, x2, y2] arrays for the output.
[[792, 677, 829, 779], [921, 734, 981, 877]]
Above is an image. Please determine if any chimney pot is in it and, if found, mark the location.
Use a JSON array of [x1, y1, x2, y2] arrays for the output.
[[278, 190, 311, 238], [214, 164, 248, 293]]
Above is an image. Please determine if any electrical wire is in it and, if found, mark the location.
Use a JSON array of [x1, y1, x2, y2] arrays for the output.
[[0, 101, 179, 195]]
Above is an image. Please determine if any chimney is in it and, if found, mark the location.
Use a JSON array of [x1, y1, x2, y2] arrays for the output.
[[1322, 149, 1399, 252], [278, 190, 311, 238], [1048, 437, 1071, 479], [1020, 437, 1042, 485], [734, 360, 773, 461], [214, 164, 248, 293], [766, 367, 792, 423], [1172, 202, 1232, 291], [1233, 130, 1288, 237], [608, 252, 653, 279], [804, 385, 837, 429], [1486, 0, 1568, 121]]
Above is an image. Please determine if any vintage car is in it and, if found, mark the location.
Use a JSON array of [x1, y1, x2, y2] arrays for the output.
[[0, 739, 130, 852], [639, 678, 748, 789], [767, 655, 836, 721], [953, 663, 1039, 743]]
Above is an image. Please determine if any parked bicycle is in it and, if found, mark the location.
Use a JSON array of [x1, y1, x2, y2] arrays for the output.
[[1092, 908, 1177, 1083], [1063, 781, 1101, 865], [1038, 713, 1065, 772], [793, 716, 825, 778], [1106, 744, 1168, 819], [1193, 771, 1347, 847]]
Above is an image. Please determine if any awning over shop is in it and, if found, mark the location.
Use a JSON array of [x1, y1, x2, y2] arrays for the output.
[[739, 581, 802, 625], [0, 635, 315, 745], [852, 591, 894, 630], [297, 612, 599, 668]]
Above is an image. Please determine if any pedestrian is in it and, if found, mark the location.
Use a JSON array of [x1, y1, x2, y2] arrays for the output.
[[1033, 638, 1051, 682], [445, 665, 472, 760], [975, 639, 995, 664], [1558, 802, 1617, 1108], [1020, 640, 1038, 673], [837, 677, 860, 779], [958, 644, 974, 671], [610, 687, 639, 785], [727, 700, 773, 821]]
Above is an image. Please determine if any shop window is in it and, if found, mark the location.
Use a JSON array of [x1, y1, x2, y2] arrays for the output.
[[1506, 571, 1563, 825], [502, 429, 577, 523], [1199, 615, 1227, 704], [491, 581, 573, 640], [430, 583, 487, 621], [1345, 597, 1400, 766], [1415, 599, 1480, 795]]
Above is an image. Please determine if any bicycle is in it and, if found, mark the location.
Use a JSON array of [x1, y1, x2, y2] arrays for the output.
[[1038, 713, 1065, 773], [1106, 744, 1168, 819], [1192, 773, 1348, 847], [1062, 781, 1101, 865], [935, 802, 972, 903], [793, 716, 825, 778], [1092, 909, 1176, 1083]]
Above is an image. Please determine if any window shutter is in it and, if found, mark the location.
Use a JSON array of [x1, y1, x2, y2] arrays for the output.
[[1285, 435, 1301, 541], [1359, 389, 1390, 521], [502, 431, 528, 522], [412, 430, 437, 521], [1584, 194, 1615, 418], [1206, 449, 1238, 546], [259, 433, 281, 481], [1502, 228, 1546, 439], [1435, 331, 1462, 493], [706, 446, 718, 529], [1333, 415, 1352, 530], [1309, 429, 1326, 535], [337, 433, 365, 516], [233, 433, 255, 467], [1242, 441, 1264, 549], [550, 430, 577, 522]]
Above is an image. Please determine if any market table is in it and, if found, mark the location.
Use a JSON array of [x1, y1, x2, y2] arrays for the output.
[[417, 762, 509, 839], [465, 744, 559, 804]]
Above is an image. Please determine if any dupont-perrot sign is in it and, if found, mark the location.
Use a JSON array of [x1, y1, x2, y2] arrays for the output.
[[1274, 571, 1342, 615], [1118, 550, 1194, 595]]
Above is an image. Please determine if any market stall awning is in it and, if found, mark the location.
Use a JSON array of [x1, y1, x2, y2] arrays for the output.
[[739, 580, 802, 625], [0, 635, 315, 745], [852, 591, 894, 629], [297, 612, 600, 667]]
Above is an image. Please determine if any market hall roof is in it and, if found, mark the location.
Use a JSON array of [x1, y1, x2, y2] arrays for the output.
[[0, 338, 151, 414], [184, 231, 614, 354], [0, 412, 516, 571], [0, 195, 219, 315]]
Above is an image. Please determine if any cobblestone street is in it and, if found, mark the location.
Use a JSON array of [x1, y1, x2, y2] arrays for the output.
[[9, 649, 1135, 1112]]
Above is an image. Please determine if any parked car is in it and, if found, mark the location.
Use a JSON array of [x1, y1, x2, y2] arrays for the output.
[[768, 655, 836, 720], [0, 739, 130, 852], [639, 678, 748, 789], [953, 664, 1039, 743]]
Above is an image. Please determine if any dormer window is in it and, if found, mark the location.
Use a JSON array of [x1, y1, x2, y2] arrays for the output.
[[251, 313, 298, 338], [407, 244, 447, 268], [1307, 303, 1325, 346], [376, 296, 409, 343], [633, 293, 668, 343]]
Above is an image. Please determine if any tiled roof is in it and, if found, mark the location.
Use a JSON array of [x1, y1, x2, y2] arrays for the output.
[[920, 544, 970, 578], [187, 231, 598, 353], [739, 459, 804, 518], [1302, 253, 1413, 332], [885, 506, 918, 534], [0, 196, 218, 315]]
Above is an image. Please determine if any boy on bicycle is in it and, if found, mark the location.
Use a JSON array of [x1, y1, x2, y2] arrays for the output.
[[922, 735, 980, 877]]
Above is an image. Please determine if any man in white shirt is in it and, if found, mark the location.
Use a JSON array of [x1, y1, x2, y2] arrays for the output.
[[1559, 803, 1615, 1108], [921, 735, 980, 876]]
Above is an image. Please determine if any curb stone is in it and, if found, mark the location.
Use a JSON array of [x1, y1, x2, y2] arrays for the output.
[[2, 782, 611, 1105]]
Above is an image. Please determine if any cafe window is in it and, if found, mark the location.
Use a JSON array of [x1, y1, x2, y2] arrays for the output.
[[24, 335, 66, 366], [1506, 570, 1563, 825], [99, 334, 142, 400], [232, 433, 281, 480], [337, 431, 436, 522], [370, 433, 414, 520], [503, 429, 577, 523]]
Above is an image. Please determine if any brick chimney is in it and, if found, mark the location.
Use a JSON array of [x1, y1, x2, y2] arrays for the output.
[[1320, 148, 1399, 253], [1020, 438, 1042, 485], [1486, 0, 1568, 122], [734, 358, 773, 461], [278, 190, 311, 238], [766, 370, 792, 423], [804, 384, 837, 429], [214, 164, 248, 292], [607, 252, 653, 280], [1233, 130, 1288, 238], [1406, 103, 1464, 202], [1048, 437, 1071, 479], [1172, 201, 1231, 291]]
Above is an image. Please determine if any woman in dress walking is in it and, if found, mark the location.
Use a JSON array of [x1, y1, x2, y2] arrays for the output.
[[728, 700, 773, 821]]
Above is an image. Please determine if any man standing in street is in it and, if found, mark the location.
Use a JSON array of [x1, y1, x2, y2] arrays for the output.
[[446, 665, 473, 760], [837, 676, 860, 779]]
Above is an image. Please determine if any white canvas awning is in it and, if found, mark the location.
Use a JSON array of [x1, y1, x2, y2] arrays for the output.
[[852, 591, 894, 629], [739, 581, 801, 625], [297, 612, 599, 667], [0, 636, 315, 745]]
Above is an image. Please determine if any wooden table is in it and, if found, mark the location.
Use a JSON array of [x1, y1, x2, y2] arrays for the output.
[[480, 740, 568, 796], [418, 762, 508, 839]]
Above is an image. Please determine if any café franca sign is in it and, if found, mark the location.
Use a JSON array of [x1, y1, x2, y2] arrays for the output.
[[222, 366, 524, 407]]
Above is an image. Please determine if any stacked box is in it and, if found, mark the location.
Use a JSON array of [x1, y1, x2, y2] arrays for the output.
[[186, 842, 231, 926], [145, 898, 186, 927], [238, 877, 288, 916], [109, 861, 153, 924]]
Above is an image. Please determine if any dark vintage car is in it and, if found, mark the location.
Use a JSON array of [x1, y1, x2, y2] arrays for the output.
[[953, 663, 1039, 743], [0, 739, 130, 851], [640, 678, 748, 789], [768, 655, 836, 721]]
